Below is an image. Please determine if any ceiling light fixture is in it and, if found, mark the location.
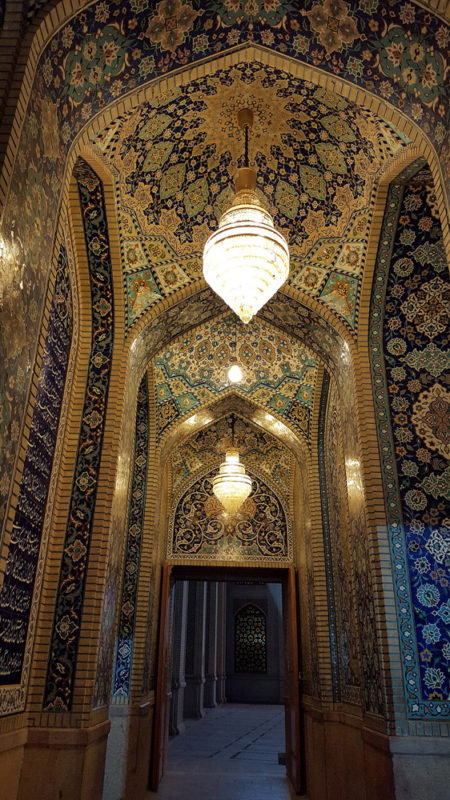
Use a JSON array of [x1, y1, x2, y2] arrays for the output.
[[212, 414, 252, 516], [203, 108, 289, 325], [227, 363, 243, 383], [227, 319, 243, 384]]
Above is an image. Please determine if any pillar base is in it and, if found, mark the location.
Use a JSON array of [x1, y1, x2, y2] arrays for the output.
[[17, 719, 110, 800], [390, 735, 450, 800], [103, 700, 153, 800], [0, 726, 27, 800], [203, 674, 218, 708]]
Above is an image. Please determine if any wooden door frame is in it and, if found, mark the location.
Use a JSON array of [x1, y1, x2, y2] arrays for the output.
[[150, 562, 174, 791], [150, 562, 303, 794]]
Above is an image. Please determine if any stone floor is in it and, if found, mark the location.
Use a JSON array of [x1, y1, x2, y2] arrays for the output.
[[147, 703, 294, 800]]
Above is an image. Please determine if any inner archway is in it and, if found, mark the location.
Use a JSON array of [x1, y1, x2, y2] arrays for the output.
[[0, 4, 448, 799], [150, 566, 301, 798]]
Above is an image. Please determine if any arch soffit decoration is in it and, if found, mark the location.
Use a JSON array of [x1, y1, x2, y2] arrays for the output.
[[167, 456, 294, 566], [43, 40, 448, 386], [112, 289, 356, 539], [154, 395, 307, 570], [0, 13, 447, 411], [33, 138, 437, 462], [9, 40, 443, 572], [1, 4, 448, 225], [14, 0, 450, 51], [169, 419, 294, 509], [159, 393, 309, 477], [151, 311, 322, 452], [0, 45, 447, 368], [1, 43, 446, 478], [60, 39, 448, 515], [167, 407, 298, 501]]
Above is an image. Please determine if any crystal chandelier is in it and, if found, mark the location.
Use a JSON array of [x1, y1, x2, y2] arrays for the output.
[[203, 109, 289, 325], [212, 416, 252, 516]]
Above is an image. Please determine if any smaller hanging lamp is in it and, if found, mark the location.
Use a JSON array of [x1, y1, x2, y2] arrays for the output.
[[227, 319, 244, 384], [203, 108, 289, 325], [212, 415, 252, 516]]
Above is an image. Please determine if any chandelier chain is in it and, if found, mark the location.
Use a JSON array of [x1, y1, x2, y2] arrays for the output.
[[244, 124, 249, 168]]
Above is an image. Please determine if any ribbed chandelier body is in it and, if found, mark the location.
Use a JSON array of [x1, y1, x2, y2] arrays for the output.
[[212, 448, 252, 516], [203, 169, 289, 324]]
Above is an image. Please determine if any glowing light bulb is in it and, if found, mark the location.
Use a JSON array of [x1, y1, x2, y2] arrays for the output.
[[228, 364, 243, 383]]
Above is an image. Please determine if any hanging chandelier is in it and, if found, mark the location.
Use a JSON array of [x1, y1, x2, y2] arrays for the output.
[[212, 416, 252, 516], [203, 109, 289, 325]]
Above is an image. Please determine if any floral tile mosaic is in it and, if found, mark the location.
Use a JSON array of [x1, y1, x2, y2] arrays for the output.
[[370, 162, 449, 719], [43, 160, 115, 712], [0, 245, 72, 709], [110, 374, 149, 701], [154, 313, 318, 445], [168, 467, 292, 563], [94, 61, 405, 331]]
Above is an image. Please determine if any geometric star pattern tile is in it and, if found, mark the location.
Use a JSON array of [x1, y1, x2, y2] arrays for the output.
[[94, 62, 405, 331]]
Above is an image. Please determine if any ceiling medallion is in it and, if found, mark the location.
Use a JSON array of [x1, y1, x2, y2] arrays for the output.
[[203, 108, 290, 325]]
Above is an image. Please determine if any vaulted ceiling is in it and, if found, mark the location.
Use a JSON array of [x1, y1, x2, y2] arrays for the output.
[[154, 314, 318, 446], [93, 61, 406, 334]]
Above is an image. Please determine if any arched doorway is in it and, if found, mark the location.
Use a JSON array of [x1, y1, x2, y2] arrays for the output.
[[151, 565, 301, 796], [0, 4, 448, 798]]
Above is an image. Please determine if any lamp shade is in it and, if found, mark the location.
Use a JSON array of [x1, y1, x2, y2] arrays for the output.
[[203, 168, 289, 324], [212, 448, 252, 516]]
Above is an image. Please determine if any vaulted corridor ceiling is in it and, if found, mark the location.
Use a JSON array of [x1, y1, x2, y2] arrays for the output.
[[0, 1, 448, 799]]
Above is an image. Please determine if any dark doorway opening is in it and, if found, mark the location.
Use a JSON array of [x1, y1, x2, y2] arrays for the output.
[[150, 565, 302, 797]]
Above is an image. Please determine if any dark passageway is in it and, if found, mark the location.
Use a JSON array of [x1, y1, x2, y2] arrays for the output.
[[147, 704, 292, 800]]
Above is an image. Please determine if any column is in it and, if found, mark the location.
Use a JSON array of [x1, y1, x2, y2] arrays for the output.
[[204, 582, 219, 707], [169, 580, 189, 736], [216, 581, 227, 704], [183, 581, 207, 718]]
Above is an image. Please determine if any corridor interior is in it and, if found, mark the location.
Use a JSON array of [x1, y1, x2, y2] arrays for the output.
[[148, 704, 289, 800], [149, 578, 295, 798], [0, 3, 448, 798]]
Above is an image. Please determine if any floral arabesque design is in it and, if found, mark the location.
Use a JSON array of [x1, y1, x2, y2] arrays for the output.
[[411, 384, 450, 459], [213, 0, 292, 27], [378, 26, 445, 106], [43, 160, 115, 712], [111, 374, 150, 700], [306, 0, 360, 54], [145, 0, 202, 53], [370, 165, 450, 718], [0, 247, 72, 692], [169, 468, 291, 562], [62, 26, 128, 107]]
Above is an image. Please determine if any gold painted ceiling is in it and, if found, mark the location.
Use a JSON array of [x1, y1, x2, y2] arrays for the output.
[[94, 61, 406, 332]]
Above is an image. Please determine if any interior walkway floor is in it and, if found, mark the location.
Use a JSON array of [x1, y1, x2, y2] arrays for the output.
[[147, 703, 296, 800]]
